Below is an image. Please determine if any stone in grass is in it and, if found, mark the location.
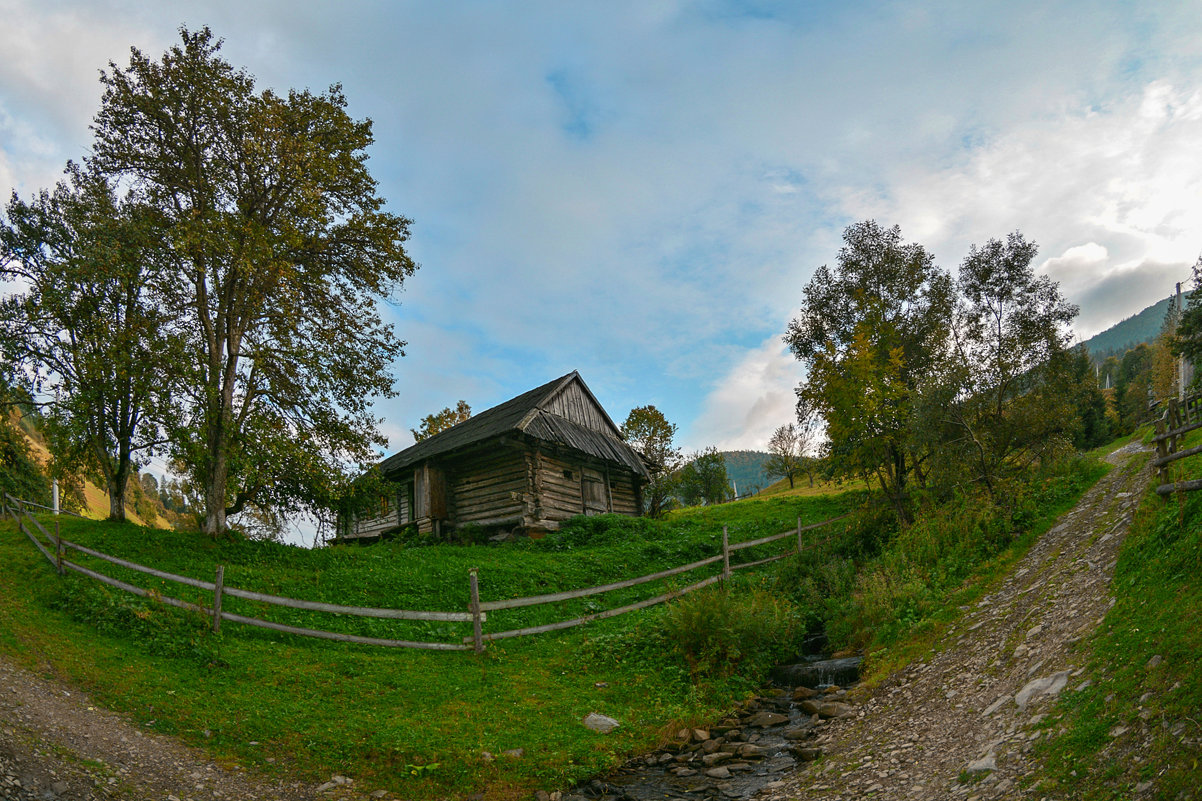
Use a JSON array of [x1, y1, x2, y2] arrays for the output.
[[582, 713, 620, 734]]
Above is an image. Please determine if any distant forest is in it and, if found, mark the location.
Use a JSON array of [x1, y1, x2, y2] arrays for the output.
[[1082, 293, 1189, 362], [722, 450, 772, 496]]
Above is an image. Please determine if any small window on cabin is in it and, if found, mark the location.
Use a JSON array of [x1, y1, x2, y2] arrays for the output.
[[563, 469, 574, 480], [380, 494, 390, 516]]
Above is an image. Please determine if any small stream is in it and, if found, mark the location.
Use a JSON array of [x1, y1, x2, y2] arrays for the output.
[[569, 657, 862, 801]]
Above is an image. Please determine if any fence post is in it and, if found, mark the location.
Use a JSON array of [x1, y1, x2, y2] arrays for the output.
[[796, 516, 803, 554], [722, 526, 731, 582], [1155, 415, 1170, 492], [469, 568, 484, 654], [212, 565, 225, 633]]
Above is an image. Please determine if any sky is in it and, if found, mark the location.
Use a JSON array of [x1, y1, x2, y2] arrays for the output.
[[4, 0, 1202, 466]]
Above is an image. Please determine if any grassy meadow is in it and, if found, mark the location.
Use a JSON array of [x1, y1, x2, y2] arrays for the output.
[[0, 450, 1119, 799]]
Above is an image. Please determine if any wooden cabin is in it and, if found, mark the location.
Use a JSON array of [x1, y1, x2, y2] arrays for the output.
[[337, 372, 650, 542]]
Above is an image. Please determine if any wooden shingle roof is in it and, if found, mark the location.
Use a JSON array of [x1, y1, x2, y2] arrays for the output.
[[379, 372, 649, 478]]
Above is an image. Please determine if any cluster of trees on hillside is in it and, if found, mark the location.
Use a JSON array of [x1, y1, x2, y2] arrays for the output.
[[0, 28, 415, 538], [784, 222, 1110, 521], [619, 406, 734, 514]]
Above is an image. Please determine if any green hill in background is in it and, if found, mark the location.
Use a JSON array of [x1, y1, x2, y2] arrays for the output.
[[722, 450, 772, 496], [1080, 292, 1189, 362]]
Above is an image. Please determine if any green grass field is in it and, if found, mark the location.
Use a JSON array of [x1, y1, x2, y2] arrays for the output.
[[0, 490, 855, 799], [0, 449, 1125, 799]]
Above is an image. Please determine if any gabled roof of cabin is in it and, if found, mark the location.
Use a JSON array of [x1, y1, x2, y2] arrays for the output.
[[379, 371, 650, 478]]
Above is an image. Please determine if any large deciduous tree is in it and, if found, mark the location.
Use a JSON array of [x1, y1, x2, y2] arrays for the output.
[[785, 220, 953, 521], [89, 27, 417, 536], [0, 166, 173, 520], [620, 404, 681, 517], [936, 232, 1079, 494]]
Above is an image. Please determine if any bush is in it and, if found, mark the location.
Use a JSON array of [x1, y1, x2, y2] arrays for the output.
[[661, 584, 801, 679]]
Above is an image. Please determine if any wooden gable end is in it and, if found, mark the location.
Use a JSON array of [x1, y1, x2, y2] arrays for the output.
[[542, 376, 622, 438]]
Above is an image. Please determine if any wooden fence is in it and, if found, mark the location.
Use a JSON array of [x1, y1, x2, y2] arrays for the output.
[[1152, 393, 1202, 496], [0, 492, 845, 654]]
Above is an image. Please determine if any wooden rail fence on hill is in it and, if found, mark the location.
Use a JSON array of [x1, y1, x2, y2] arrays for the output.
[[0, 492, 845, 654], [1152, 393, 1202, 496]]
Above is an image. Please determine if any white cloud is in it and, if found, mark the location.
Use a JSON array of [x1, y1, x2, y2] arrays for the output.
[[835, 80, 1202, 340], [687, 336, 800, 452]]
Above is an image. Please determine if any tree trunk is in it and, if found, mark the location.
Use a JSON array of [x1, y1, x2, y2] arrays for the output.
[[106, 472, 127, 521], [204, 452, 228, 536], [787, 474, 795, 489]]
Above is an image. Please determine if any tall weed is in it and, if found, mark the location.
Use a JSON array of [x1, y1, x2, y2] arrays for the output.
[[660, 584, 801, 679]]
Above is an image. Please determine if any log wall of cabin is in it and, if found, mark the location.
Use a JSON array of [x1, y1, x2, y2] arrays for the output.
[[534, 450, 586, 522], [532, 449, 642, 523], [607, 469, 641, 516], [445, 447, 531, 527], [346, 482, 412, 540]]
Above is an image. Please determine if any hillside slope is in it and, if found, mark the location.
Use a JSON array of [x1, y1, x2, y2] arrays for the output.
[[13, 418, 164, 527], [766, 441, 1187, 800], [722, 449, 772, 495], [1081, 293, 1184, 361]]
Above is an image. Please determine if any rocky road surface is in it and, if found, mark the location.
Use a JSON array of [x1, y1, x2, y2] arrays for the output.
[[760, 440, 1154, 801], [0, 652, 345, 801]]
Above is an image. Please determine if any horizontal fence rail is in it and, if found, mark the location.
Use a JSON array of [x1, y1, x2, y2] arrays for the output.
[[1154, 393, 1202, 497], [2, 492, 847, 654]]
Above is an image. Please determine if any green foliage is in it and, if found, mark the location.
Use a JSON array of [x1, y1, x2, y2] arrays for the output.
[[0, 412, 50, 506], [85, 27, 416, 535], [410, 400, 471, 442], [0, 164, 173, 521], [826, 456, 1107, 651], [678, 446, 732, 506], [787, 220, 955, 521], [620, 405, 681, 516], [1115, 343, 1155, 431], [661, 583, 801, 679], [54, 577, 223, 665]]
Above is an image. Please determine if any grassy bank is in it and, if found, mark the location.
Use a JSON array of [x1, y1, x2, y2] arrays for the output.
[[0, 450, 1116, 799], [0, 491, 852, 799], [1027, 431, 1202, 799]]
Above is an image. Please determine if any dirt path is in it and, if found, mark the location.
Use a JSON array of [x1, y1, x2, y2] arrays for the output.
[[0, 657, 360, 801], [761, 441, 1153, 801]]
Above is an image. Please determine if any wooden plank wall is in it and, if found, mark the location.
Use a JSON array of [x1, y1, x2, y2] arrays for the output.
[[543, 382, 612, 435], [447, 448, 530, 527], [608, 470, 641, 516], [347, 482, 411, 540], [534, 450, 642, 522], [536, 450, 586, 521]]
